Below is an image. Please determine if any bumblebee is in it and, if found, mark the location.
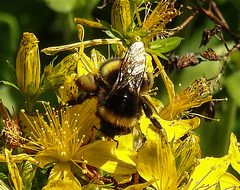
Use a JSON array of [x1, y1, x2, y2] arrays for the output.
[[75, 41, 162, 138]]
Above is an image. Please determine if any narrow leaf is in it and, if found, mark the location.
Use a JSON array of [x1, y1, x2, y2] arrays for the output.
[[0, 80, 19, 91]]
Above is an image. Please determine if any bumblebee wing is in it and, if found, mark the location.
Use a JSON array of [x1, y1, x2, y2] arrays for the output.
[[112, 41, 146, 94]]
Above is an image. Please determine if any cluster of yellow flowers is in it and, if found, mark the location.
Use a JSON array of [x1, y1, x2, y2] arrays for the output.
[[0, 0, 240, 189]]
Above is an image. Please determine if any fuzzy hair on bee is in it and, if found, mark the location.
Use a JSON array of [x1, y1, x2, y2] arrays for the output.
[[74, 41, 162, 138]]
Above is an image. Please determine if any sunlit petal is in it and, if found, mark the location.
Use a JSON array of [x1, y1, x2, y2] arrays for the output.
[[43, 162, 81, 190], [136, 133, 178, 190], [219, 172, 240, 189], [75, 140, 136, 174], [228, 133, 240, 174], [188, 155, 231, 189], [140, 114, 200, 142], [4, 149, 23, 190]]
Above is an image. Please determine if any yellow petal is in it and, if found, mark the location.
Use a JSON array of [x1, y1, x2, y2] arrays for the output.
[[114, 133, 138, 162], [53, 53, 79, 74], [146, 53, 154, 72], [78, 52, 98, 75], [173, 133, 201, 175], [0, 153, 38, 166], [45, 162, 81, 189], [228, 133, 240, 174], [75, 140, 136, 174], [59, 74, 78, 105], [90, 49, 106, 69], [66, 98, 100, 145], [4, 149, 23, 190], [136, 135, 178, 190], [152, 54, 175, 105], [42, 180, 82, 190], [140, 114, 200, 142], [12, 154, 38, 166], [124, 179, 157, 190], [35, 152, 58, 168], [188, 155, 231, 190], [219, 172, 240, 189]]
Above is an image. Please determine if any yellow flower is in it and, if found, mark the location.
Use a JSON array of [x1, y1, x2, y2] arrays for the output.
[[16, 32, 40, 97], [21, 100, 99, 161], [20, 100, 136, 188], [135, 112, 201, 189], [186, 133, 240, 189], [20, 100, 99, 188], [160, 78, 215, 120], [142, 0, 181, 40], [134, 128, 240, 189], [151, 54, 218, 121], [136, 132, 179, 189]]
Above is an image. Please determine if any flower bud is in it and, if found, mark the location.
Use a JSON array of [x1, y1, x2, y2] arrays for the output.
[[111, 0, 131, 35], [16, 32, 41, 97]]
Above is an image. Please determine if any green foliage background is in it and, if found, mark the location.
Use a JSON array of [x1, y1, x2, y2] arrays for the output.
[[0, 0, 239, 166]]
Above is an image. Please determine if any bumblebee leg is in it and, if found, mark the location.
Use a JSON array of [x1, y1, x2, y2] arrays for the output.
[[142, 101, 162, 130], [66, 92, 97, 105], [77, 92, 97, 104]]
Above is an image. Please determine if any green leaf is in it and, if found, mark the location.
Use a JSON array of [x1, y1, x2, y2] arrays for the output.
[[0, 81, 19, 91], [146, 49, 168, 60], [103, 30, 117, 39], [32, 168, 48, 190], [98, 19, 111, 30], [0, 173, 9, 187], [110, 27, 124, 40], [20, 161, 34, 190], [148, 37, 183, 53], [6, 61, 16, 81]]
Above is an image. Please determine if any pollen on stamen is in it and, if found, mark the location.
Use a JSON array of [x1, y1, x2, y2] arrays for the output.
[[82, 169, 88, 174], [147, 87, 158, 96], [80, 135, 86, 143], [211, 166, 216, 170], [61, 151, 67, 156]]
